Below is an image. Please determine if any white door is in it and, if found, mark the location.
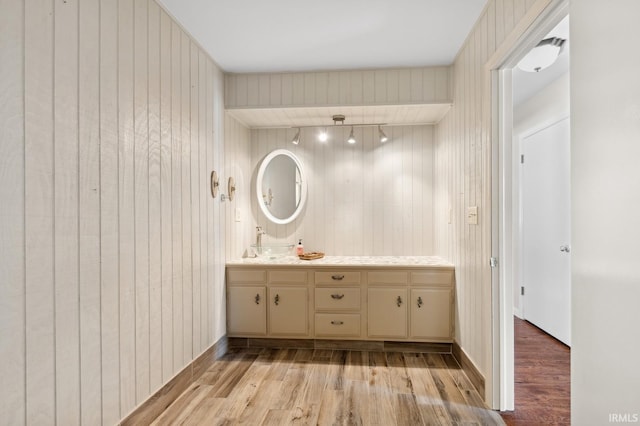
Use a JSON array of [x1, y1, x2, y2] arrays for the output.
[[521, 117, 571, 345]]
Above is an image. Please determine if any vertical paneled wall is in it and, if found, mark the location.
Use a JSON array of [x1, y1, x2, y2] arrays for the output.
[[224, 125, 434, 258], [225, 66, 453, 109], [0, 0, 226, 424], [223, 114, 252, 259], [433, 0, 543, 390]]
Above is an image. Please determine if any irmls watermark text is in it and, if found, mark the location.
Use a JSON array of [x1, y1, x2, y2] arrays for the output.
[[609, 413, 639, 423]]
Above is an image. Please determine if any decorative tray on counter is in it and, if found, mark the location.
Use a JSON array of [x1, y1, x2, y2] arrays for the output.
[[298, 252, 325, 260]]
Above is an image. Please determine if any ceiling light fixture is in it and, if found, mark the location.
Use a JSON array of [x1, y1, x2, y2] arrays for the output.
[[378, 125, 388, 143], [291, 128, 301, 145], [290, 114, 388, 144], [347, 127, 356, 144], [517, 37, 566, 73]]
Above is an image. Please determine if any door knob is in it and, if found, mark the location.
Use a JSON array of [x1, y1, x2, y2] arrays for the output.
[[560, 245, 571, 253]]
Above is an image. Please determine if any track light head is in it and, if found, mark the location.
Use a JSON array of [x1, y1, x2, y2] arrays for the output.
[[291, 128, 301, 145], [378, 125, 388, 143], [318, 127, 328, 142], [347, 127, 356, 144]]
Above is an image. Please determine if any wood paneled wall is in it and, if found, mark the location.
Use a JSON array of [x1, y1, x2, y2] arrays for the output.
[[227, 125, 434, 258], [223, 114, 253, 259], [224, 67, 452, 109], [433, 0, 544, 400], [0, 0, 227, 424]]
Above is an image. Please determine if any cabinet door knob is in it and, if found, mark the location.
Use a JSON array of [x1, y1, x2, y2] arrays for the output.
[[274, 294, 280, 306], [331, 275, 345, 281], [397, 296, 403, 307], [255, 294, 261, 304], [417, 296, 423, 308], [331, 320, 344, 325], [331, 294, 345, 300]]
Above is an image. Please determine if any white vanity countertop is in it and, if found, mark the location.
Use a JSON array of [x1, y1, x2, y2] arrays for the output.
[[226, 255, 453, 268]]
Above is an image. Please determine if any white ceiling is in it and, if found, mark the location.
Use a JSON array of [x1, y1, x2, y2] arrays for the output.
[[155, 1, 571, 128], [157, 0, 488, 73]]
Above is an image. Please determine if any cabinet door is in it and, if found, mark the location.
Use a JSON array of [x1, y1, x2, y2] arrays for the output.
[[268, 287, 308, 336], [367, 288, 408, 338], [410, 288, 452, 340], [227, 286, 266, 336]]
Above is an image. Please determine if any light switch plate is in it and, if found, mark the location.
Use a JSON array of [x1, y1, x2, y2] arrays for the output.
[[235, 207, 241, 222], [467, 206, 478, 225]]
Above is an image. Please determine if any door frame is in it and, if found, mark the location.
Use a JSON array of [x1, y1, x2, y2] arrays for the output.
[[489, 0, 569, 410]]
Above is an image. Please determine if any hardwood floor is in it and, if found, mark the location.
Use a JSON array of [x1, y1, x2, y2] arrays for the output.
[[153, 348, 504, 425], [500, 317, 570, 426]]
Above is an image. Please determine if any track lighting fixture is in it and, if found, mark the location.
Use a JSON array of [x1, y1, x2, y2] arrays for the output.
[[288, 114, 388, 145], [378, 125, 388, 143], [347, 127, 356, 144], [291, 128, 301, 145]]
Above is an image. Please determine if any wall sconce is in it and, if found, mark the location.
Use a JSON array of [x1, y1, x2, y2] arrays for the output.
[[210, 170, 219, 198], [227, 177, 236, 201], [517, 37, 566, 73]]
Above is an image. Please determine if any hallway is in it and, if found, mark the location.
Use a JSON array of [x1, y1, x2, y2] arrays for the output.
[[501, 317, 570, 425]]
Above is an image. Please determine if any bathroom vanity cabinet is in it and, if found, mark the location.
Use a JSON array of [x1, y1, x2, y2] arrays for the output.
[[225, 256, 454, 343]]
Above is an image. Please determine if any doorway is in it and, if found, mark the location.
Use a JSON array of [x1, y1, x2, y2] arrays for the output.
[[491, 1, 570, 411]]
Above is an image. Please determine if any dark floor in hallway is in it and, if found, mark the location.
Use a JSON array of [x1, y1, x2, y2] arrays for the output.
[[500, 317, 570, 425]]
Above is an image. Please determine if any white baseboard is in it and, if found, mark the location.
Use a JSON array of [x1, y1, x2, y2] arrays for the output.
[[513, 307, 523, 319]]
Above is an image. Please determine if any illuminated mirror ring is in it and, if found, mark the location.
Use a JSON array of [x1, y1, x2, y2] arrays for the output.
[[256, 149, 307, 225]]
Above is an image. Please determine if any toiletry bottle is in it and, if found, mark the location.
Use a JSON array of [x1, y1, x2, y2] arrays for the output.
[[296, 239, 304, 256]]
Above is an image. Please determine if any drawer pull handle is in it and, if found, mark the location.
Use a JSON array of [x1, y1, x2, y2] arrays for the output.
[[331, 275, 345, 280], [274, 294, 280, 306], [417, 296, 423, 308], [331, 320, 344, 325], [255, 294, 261, 304], [397, 296, 403, 307], [331, 294, 345, 300]]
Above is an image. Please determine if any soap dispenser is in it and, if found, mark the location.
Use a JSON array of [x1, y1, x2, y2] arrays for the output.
[[296, 239, 304, 256]]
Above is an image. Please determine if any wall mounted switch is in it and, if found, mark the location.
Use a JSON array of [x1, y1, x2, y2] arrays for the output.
[[235, 207, 241, 222]]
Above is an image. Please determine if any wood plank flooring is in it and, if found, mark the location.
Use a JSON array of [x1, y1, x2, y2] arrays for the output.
[[153, 348, 504, 425], [500, 317, 570, 425]]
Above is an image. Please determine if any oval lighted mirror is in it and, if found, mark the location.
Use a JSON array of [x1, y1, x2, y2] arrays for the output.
[[256, 149, 307, 225]]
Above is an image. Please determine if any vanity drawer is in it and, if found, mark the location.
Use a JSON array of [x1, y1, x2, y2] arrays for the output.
[[314, 313, 361, 337], [315, 271, 361, 285], [368, 271, 408, 285], [411, 270, 453, 287], [268, 270, 308, 284], [315, 288, 361, 311], [227, 269, 266, 284]]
